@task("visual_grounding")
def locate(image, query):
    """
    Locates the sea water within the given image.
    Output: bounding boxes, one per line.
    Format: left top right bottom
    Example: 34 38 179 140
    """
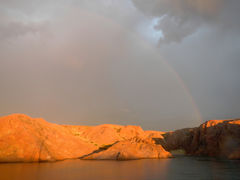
0 156 239 180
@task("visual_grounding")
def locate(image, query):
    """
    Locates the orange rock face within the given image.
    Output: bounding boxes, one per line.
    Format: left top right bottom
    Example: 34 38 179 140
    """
0 114 97 162
1 114 239 162
0 114 171 162
82 137 171 160
63 124 146 146
64 124 170 160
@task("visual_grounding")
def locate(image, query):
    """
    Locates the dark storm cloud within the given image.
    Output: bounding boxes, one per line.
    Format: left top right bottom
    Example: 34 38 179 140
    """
132 0 240 44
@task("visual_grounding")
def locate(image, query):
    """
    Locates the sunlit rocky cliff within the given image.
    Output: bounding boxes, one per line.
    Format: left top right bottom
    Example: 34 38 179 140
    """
0 114 239 162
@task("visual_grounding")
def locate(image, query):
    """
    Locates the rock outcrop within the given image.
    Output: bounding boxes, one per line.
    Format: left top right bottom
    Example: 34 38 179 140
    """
0 114 97 162
159 119 240 159
82 137 171 160
0 114 169 162
63 124 148 146
62 124 170 160
0 114 239 162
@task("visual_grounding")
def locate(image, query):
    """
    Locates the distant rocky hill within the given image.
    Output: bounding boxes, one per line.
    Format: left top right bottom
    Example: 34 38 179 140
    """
0 114 239 162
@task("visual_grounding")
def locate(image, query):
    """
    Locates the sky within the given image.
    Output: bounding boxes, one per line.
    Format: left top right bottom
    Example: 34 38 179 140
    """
0 0 239 131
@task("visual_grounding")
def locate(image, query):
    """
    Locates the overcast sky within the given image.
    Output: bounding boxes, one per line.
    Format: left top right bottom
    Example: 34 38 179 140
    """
0 0 239 131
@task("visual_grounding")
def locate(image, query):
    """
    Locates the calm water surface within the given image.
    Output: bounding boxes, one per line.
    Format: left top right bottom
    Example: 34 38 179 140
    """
0 156 239 180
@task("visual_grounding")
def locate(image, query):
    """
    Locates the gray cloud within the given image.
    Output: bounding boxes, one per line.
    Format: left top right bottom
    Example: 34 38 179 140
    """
132 0 240 44
0 0 239 131
0 21 43 40
0 0 203 130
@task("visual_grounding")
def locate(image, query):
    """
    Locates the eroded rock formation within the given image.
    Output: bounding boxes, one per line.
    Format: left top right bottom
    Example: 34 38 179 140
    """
0 114 239 162
159 119 240 159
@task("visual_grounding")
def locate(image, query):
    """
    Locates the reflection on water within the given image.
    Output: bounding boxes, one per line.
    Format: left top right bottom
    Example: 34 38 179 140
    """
0 157 239 180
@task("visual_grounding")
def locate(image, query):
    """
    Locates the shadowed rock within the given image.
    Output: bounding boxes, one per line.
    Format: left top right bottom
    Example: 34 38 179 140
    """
158 119 240 159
